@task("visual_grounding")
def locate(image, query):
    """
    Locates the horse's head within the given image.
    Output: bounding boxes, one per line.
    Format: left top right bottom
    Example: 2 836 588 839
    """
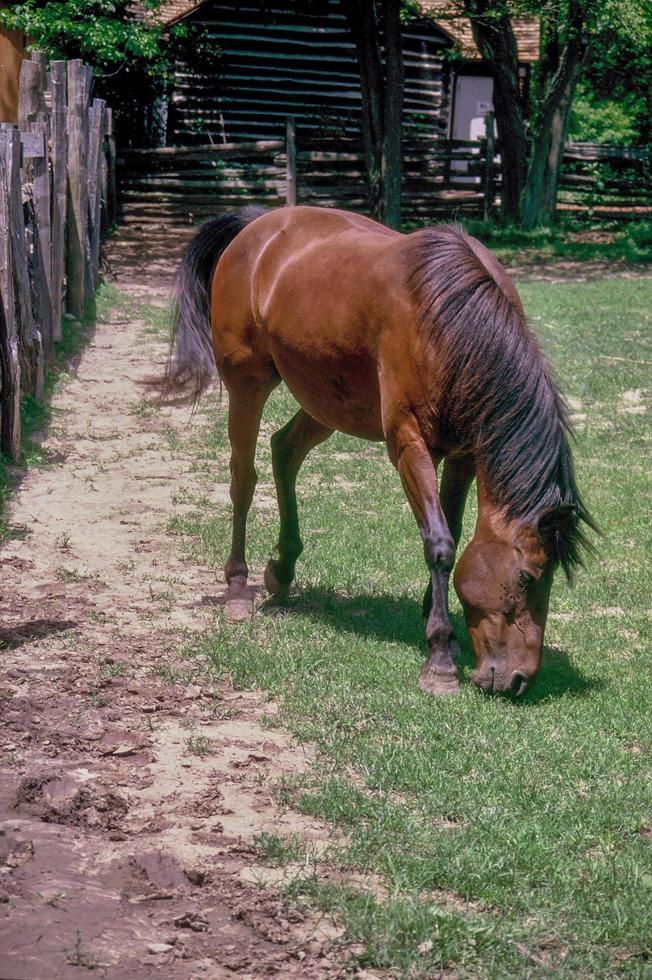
453 504 578 695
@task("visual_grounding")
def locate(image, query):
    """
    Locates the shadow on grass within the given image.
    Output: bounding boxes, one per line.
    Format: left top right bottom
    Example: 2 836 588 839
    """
266 586 602 703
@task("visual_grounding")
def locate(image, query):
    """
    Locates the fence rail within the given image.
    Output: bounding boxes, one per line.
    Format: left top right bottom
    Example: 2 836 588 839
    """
118 120 651 229
0 53 115 462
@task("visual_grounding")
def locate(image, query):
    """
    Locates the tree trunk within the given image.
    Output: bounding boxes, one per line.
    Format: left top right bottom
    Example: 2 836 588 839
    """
381 0 403 229
466 0 527 222
520 17 587 228
341 0 403 227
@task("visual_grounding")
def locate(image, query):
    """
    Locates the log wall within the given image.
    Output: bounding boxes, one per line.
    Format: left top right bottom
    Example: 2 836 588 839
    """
165 0 452 147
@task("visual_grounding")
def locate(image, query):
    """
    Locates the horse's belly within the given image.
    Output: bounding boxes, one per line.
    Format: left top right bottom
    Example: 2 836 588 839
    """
268 339 384 441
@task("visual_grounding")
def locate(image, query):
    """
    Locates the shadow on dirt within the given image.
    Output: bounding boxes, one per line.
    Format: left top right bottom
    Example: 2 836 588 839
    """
0 618 78 650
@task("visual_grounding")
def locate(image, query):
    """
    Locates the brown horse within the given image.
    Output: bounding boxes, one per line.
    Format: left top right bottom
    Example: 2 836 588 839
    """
167 205 595 697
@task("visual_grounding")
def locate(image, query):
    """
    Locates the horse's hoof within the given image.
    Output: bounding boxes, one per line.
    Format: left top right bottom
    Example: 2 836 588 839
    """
263 560 291 599
419 666 461 697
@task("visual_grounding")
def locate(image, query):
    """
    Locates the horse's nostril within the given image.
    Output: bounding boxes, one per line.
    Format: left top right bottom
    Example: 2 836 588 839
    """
510 672 528 696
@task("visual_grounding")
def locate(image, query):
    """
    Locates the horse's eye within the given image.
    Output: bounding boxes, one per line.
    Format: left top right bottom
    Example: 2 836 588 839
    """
518 570 534 590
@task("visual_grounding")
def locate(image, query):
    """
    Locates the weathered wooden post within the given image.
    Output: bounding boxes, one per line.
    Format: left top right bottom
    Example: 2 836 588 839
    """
66 59 92 318
0 146 22 460
1 122 43 402
286 116 297 206
483 111 495 221
88 98 106 290
49 60 68 341
18 54 53 366
102 107 117 231
18 55 46 129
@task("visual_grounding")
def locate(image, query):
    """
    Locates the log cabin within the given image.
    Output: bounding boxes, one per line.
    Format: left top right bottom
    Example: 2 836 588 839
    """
146 0 539 149
120 1 539 224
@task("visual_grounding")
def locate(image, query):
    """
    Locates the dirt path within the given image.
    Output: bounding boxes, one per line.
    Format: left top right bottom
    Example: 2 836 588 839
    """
0 236 346 979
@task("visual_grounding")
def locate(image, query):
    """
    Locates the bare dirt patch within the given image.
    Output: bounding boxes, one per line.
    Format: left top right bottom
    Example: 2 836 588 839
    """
0 233 350 979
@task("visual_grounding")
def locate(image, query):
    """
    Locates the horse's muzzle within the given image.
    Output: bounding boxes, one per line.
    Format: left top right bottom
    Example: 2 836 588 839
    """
473 664 530 696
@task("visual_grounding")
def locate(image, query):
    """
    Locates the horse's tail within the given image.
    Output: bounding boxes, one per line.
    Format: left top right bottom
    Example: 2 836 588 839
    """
164 205 266 399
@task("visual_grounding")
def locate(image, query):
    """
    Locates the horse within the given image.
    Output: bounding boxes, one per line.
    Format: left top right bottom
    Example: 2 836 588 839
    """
166 205 596 697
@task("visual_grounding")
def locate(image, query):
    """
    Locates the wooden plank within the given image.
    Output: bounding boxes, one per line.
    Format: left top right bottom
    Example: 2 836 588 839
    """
25 194 53 372
119 140 284 160
65 59 91 318
0 149 21 460
285 116 297 206
87 99 105 290
18 57 46 130
49 61 67 342
0 124 43 402
29 117 54 364
483 112 495 221
20 132 45 159
101 106 115 232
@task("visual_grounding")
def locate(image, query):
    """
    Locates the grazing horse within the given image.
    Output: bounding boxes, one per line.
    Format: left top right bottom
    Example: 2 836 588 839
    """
167 205 595 697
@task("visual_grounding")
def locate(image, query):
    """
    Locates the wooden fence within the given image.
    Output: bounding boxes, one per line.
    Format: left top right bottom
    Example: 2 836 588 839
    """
0 53 115 462
118 116 651 228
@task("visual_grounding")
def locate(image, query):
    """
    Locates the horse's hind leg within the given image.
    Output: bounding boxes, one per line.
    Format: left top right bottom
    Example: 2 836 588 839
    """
223 380 277 614
264 409 332 597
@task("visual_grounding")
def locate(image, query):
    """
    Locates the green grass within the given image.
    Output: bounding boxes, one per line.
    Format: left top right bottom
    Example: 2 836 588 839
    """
164 275 652 977
453 218 652 269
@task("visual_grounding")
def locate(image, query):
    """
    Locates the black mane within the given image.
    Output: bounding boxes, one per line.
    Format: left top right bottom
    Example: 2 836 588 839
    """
408 224 597 576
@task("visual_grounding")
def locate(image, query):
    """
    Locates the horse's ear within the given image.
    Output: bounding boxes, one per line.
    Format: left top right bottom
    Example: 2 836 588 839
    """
536 504 578 561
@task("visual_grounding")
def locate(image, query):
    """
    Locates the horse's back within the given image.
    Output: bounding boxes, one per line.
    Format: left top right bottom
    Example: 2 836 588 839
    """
211 207 414 440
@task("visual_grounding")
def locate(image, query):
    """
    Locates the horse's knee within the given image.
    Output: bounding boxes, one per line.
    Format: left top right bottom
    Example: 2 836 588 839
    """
423 532 455 572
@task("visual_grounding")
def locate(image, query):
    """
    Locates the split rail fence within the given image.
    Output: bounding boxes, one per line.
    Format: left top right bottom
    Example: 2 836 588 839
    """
118 115 651 228
0 53 116 462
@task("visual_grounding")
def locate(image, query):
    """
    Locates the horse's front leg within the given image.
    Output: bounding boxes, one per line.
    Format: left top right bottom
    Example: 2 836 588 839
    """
421 455 476 650
386 418 460 695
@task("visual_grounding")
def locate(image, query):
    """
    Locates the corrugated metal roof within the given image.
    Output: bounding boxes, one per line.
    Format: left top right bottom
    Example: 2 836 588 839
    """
149 1 539 63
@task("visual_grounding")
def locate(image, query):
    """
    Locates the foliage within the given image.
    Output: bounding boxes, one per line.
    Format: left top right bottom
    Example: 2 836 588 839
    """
577 5 652 144
0 1 166 69
165 273 652 977
0 1 222 144
462 0 652 226
569 85 640 145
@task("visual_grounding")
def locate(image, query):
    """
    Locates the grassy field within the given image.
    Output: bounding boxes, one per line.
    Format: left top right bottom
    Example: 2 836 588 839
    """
446 218 652 269
135 271 650 978
167 274 652 977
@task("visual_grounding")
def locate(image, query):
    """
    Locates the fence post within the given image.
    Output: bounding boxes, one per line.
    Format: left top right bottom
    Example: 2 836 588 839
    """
0 147 22 461
102 107 117 230
49 60 67 341
2 123 43 402
31 113 54 364
286 116 297 206
66 59 91 318
483 111 495 221
88 99 106 290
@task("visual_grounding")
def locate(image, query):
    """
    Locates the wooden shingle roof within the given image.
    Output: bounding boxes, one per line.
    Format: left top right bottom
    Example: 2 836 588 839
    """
150 1 539 63
419 1 539 63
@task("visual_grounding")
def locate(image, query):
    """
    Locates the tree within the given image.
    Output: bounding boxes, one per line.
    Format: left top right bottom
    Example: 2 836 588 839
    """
340 0 404 228
0 1 185 143
464 0 650 227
